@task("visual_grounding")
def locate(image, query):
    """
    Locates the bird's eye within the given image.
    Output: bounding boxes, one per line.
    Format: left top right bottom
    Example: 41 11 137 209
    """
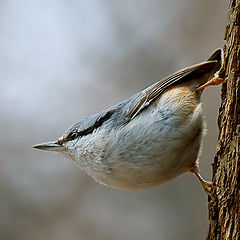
69 132 78 141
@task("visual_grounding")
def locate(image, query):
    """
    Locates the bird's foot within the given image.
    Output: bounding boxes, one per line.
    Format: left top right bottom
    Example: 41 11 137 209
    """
187 163 214 199
196 73 226 92
199 179 213 196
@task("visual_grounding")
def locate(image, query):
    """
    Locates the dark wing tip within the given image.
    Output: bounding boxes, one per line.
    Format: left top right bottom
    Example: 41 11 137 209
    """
207 49 222 62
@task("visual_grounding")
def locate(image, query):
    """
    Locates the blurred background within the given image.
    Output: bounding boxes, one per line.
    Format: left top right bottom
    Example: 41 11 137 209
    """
0 1 227 240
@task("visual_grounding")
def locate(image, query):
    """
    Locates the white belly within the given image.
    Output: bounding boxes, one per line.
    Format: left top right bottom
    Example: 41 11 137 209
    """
90 88 205 190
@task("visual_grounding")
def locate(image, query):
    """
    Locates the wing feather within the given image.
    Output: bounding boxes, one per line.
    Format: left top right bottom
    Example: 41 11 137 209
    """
125 61 218 122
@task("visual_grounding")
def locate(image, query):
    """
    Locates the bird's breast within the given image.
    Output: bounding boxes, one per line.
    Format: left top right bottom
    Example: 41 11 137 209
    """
76 86 204 190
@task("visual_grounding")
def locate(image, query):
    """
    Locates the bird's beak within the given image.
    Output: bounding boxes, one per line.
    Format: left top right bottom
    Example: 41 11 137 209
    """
33 141 64 152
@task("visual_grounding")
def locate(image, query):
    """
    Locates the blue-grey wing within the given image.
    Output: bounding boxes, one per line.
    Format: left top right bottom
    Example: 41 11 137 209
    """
124 59 221 122
62 49 222 140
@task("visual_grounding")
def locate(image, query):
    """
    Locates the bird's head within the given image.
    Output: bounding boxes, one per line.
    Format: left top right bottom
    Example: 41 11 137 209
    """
33 126 81 158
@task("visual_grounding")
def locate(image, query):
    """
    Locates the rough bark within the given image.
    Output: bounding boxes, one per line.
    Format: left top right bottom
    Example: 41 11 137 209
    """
207 1 240 239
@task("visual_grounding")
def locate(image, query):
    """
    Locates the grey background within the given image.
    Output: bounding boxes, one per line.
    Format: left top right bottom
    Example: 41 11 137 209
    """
0 1 227 240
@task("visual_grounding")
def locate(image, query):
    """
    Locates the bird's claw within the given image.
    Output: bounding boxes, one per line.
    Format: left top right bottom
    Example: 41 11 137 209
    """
196 73 226 92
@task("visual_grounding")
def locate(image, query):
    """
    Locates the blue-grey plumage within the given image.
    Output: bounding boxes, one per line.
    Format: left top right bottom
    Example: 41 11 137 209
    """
33 49 224 192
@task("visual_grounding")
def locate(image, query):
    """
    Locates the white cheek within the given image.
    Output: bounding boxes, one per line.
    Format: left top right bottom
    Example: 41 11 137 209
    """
63 127 110 169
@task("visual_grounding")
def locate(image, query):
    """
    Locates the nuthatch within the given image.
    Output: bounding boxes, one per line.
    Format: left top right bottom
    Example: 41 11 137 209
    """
34 49 224 195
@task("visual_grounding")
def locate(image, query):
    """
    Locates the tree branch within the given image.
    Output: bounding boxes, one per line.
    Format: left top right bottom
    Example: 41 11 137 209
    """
207 1 240 239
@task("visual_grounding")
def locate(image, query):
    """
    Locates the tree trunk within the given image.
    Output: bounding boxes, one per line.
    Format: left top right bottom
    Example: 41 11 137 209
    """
207 1 240 239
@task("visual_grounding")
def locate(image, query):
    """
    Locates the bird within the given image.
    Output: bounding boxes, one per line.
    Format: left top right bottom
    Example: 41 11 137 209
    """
33 49 225 195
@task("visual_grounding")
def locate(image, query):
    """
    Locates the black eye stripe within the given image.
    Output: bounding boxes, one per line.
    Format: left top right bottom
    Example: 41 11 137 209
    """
65 110 114 142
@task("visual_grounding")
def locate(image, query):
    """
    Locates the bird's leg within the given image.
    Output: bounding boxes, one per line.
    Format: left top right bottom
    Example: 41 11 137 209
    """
196 73 226 92
187 162 213 197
